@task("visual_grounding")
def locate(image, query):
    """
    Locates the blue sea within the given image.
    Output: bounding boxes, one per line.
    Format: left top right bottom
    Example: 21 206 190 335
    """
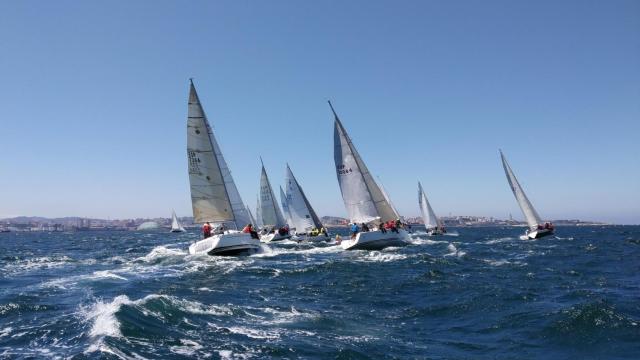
0 226 638 359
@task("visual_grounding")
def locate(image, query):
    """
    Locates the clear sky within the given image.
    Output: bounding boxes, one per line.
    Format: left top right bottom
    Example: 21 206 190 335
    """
0 0 638 224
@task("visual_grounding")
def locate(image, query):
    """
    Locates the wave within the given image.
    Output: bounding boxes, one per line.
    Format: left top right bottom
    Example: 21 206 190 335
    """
135 246 186 264
484 237 515 244
444 243 466 258
356 251 408 263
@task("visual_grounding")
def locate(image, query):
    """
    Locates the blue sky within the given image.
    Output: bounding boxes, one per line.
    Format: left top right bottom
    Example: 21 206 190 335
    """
0 1 638 224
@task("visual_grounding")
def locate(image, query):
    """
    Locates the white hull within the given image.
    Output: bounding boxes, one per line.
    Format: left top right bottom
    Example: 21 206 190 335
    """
341 229 408 250
522 228 554 240
260 232 292 243
188 231 261 256
426 228 445 236
170 228 186 233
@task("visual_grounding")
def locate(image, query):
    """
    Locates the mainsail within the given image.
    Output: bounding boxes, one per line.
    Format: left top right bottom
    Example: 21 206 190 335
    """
279 186 293 226
259 161 286 228
418 182 440 229
171 210 185 231
500 150 543 230
284 164 323 232
330 101 399 224
186 80 251 229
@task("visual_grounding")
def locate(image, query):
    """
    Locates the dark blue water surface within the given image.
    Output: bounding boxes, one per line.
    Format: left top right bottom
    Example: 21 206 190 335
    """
0 226 638 359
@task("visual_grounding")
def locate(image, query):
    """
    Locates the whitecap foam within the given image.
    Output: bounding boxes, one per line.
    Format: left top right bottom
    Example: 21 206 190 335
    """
444 243 466 258
170 339 204 356
135 246 186 263
357 251 408 263
484 237 514 244
0 327 12 338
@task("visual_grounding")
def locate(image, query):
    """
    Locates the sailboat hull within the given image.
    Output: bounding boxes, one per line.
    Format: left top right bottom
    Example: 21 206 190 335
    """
260 233 292 243
525 228 554 240
170 228 186 233
293 233 331 242
189 232 261 256
341 230 408 250
426 229 445 236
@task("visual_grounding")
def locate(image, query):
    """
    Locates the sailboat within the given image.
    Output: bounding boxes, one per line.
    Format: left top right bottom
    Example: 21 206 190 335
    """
330 101 409 250
284 164 329 241
417 182 445 235
170 210 186 233
258 159 291 242
500 150 554 240
185 80 261 256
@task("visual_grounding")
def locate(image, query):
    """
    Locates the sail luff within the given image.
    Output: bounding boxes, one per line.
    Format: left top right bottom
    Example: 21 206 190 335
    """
330 101 398 223
500 150 543 230
187 81 235 225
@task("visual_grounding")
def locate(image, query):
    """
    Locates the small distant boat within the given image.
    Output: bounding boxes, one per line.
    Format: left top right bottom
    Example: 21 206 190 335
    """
185 80 260 256
500 150 555 240
330 101 408 250
258 160 292 242
418 182 446 236
284 164 330 241
170 210 186 233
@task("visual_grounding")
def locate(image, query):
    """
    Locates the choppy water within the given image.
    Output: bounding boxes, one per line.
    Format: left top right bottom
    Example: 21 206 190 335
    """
0 226 638 359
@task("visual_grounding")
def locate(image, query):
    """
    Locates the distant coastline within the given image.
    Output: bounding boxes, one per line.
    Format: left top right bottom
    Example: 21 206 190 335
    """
0 215 613 232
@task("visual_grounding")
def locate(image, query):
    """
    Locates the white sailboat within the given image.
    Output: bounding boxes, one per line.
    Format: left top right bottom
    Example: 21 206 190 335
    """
258 160 291 242
284 164 329 241
417 182 445 236
170 210 186 233
500 150 554 240
186 80 260 256
330 101 409 250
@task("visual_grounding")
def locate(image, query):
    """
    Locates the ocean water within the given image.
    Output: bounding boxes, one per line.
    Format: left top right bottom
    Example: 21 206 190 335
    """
0 226 638 359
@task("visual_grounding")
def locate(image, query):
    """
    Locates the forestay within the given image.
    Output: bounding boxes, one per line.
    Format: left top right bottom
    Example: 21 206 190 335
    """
259 163 287 228
186 81 251 229
418 182 440 229
284 165 323 232
330 101 399 224
500 150 543 230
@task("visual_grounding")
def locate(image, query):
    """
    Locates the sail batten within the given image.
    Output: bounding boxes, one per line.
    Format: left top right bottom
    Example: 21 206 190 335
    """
500 150 543 230
285 165 323 232
331 102 399 223
186 81 250 229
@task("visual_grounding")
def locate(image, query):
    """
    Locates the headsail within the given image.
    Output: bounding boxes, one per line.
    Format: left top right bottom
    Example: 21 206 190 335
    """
258 161 287 228
418 182 440 229
186 80 250 229
284 164 323 232
247 206 257 227
171 210 185 232
279 186 293 226
378 177 402 220
500 150 543 230
330 101 399 224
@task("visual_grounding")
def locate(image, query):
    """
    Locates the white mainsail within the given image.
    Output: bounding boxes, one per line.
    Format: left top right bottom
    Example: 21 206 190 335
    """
500 150 543 230
259 161 286 228
171 210 185 232
279 186 293 226
284 164 323 232
418 182 440 229
187 80 251 229
330 101 399 224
